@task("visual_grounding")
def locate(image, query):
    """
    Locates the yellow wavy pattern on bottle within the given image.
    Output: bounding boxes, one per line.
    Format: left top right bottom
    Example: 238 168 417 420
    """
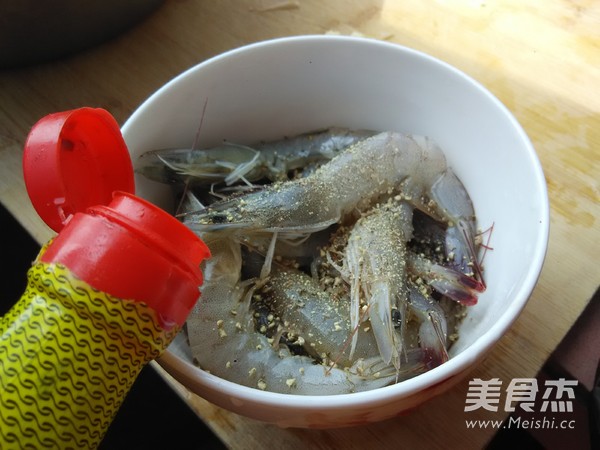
0 261 179 449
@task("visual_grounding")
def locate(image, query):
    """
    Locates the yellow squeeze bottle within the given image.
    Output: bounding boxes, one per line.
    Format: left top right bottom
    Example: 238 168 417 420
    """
0 108 209 449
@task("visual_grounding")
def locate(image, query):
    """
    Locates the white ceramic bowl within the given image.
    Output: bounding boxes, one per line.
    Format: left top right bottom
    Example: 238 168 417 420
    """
122 35 549 428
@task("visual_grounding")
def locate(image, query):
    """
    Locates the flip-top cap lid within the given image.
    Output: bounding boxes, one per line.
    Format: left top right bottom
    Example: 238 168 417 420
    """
23 107 134 232
22 108 210 327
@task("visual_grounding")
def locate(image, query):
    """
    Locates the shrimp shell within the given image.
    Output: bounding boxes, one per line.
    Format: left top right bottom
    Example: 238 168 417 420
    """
136 127 376 186
186 238 404 394
184 132 448 232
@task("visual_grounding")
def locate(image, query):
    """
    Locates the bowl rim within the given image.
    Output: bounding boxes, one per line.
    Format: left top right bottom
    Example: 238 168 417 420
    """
123 34 550 407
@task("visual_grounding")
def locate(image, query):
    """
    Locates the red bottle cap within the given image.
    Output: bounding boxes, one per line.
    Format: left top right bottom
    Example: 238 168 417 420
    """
23 108 210 328
23 108 135 232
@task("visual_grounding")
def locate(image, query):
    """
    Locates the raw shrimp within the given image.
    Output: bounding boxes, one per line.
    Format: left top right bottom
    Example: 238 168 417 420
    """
186 239 429 394
255 267 381 367
183 132 484 371
312 199 475 370
246 210 457 365
136 127 376 187
333 200 413 370
183 132 482 280
181 129 486 394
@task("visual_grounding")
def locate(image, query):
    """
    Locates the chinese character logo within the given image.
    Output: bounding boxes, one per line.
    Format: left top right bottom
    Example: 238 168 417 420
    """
465 378 503 412
540 379 578 412
464 377 577 413
505 378 538 412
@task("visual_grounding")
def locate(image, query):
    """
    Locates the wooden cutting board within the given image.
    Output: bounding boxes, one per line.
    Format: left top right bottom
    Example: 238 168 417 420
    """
1 1 598 448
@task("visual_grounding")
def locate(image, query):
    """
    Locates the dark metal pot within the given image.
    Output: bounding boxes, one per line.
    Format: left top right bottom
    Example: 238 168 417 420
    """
0 0 164 68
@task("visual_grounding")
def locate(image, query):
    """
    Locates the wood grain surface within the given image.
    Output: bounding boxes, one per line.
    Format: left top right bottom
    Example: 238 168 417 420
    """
1 1 598 448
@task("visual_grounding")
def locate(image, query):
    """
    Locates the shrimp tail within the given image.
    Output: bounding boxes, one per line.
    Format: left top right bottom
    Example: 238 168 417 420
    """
408 252 484 306
408 286 449 368
369 282 401 367
430 169 484 284
419 316 449 369
445 219 485 283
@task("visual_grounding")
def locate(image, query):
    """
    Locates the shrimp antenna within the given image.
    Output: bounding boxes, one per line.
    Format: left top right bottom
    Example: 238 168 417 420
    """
172 96 209 218
461 222 486 289
174 178 191 217
192 97 209 150
477 222 495 268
